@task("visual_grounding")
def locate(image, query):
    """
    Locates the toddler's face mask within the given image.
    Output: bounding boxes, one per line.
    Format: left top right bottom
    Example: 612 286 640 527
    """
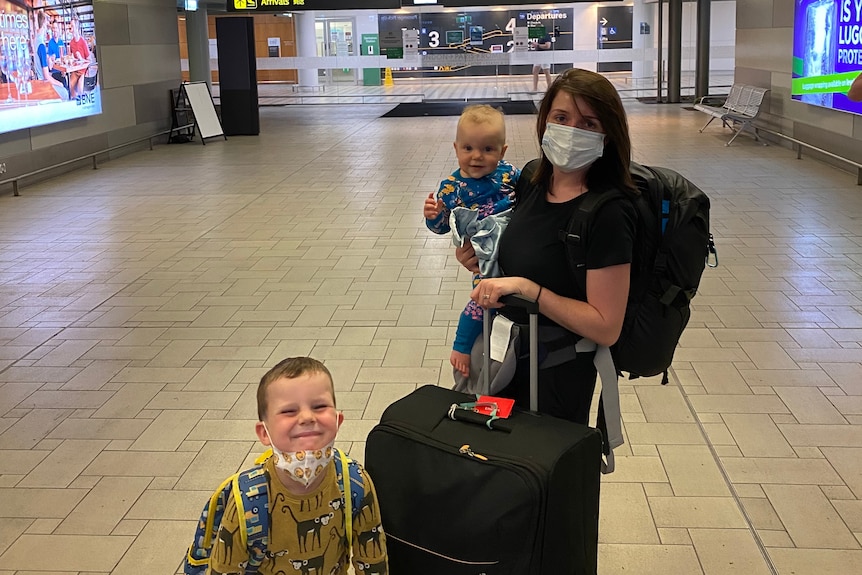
262 424 336 487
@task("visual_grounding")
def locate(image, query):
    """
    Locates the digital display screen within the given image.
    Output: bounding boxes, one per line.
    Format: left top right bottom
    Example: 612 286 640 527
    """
0 0 100 135
791 0 862 114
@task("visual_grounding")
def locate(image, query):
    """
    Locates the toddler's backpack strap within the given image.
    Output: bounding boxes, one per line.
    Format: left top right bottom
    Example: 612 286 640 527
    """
185 474 237 574
333 448 365 558
184 459 270 575
235 465 270 574
254 448 273 465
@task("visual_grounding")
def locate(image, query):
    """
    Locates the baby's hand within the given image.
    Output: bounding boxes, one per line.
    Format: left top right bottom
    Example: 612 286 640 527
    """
424 192 444 219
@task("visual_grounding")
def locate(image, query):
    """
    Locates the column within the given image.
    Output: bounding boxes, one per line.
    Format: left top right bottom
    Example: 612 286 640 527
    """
695 0 711 99
667 0 683 103
295 11 318 87
631 0 654 82
185 5 211 90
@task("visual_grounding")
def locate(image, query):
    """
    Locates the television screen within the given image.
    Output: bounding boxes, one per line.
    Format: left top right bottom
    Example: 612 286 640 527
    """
791 0 862 114
0 0 101 135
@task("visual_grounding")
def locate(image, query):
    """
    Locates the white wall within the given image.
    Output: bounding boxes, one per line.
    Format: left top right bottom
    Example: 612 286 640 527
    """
570 1 736 78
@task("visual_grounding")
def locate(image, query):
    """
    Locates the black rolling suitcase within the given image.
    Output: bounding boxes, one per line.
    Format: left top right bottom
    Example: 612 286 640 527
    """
365 295 602 575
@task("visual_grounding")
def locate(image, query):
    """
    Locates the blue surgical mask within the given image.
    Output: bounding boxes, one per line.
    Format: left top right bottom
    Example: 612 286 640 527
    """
541 123 605 173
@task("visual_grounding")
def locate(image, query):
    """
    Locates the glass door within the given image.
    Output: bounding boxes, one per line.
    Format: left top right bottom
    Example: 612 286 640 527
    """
315 18 356 85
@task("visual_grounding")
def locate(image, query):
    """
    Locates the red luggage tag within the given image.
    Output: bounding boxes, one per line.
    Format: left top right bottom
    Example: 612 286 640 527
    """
474 395 515 419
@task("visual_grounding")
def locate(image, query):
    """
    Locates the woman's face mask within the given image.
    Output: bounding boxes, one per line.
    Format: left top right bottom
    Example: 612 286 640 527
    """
541 122 605 173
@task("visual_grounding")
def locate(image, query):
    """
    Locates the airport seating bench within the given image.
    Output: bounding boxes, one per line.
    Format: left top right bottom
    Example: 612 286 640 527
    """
694 83 770 146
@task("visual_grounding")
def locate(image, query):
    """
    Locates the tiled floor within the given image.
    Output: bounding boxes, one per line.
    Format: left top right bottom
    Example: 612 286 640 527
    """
1 90 861 574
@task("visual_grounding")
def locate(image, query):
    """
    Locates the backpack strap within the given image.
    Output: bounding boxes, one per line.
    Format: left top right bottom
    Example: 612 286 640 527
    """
512 159 542 205
333 448 365 558
558 191 630 474
575 338 623 474
234 463 270 574
558 189 629 299
185 474 237 570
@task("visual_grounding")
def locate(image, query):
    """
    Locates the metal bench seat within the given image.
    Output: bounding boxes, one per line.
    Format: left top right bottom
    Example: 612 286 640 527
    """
694 83 770 146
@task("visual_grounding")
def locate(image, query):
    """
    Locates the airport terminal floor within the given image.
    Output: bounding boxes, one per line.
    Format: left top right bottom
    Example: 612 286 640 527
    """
1 90 861 574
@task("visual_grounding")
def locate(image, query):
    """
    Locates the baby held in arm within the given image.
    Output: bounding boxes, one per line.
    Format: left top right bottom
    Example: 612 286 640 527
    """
423 104 518 380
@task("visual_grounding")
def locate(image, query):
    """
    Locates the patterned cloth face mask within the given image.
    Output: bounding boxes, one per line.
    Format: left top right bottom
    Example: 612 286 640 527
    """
541 122 605 173
262 424 336 487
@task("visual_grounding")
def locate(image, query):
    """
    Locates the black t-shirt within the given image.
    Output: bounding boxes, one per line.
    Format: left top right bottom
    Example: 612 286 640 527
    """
498 174 636 325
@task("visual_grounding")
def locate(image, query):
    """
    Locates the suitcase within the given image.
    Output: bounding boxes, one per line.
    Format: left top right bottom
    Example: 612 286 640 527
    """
365 295 602 575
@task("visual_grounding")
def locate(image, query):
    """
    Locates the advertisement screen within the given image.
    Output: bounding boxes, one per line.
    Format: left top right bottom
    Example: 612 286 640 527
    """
791 0 862 114
0 0 101 135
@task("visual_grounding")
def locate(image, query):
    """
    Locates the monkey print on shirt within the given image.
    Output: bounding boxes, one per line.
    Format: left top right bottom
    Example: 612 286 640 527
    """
207 456 388 575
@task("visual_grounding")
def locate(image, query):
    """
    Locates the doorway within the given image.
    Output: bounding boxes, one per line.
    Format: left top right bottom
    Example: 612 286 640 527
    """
315 18 356 84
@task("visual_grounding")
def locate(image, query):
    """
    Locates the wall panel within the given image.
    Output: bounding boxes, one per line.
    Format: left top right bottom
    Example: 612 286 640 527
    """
735 27 790 73
101 44 183 88
735 0 774 29
94 2 131 46
129 3 180 45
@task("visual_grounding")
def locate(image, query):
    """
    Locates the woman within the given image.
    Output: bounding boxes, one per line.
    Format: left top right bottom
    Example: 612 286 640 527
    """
457 68 638 425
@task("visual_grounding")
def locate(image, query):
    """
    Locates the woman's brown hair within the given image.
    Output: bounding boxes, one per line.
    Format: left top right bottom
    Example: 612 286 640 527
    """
533 68 637 196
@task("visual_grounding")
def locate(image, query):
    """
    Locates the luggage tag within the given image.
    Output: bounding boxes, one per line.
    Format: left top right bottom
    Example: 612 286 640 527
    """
448 395 515 430
474 395 515 418
489 314 514 363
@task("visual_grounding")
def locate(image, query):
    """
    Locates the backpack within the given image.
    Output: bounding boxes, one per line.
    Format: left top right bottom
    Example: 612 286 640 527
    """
554 161 716 384
184 448 364 575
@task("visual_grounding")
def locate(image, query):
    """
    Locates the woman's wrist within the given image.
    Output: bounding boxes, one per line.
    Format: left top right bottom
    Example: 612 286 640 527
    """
536 284 543 303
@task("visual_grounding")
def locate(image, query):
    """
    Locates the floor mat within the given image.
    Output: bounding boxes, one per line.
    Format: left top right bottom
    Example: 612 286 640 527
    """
382 100 537 117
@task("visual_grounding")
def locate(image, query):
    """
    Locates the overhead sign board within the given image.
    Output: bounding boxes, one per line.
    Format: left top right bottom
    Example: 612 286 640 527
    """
443 0 599 5
229 0 594 9
228 0 400 11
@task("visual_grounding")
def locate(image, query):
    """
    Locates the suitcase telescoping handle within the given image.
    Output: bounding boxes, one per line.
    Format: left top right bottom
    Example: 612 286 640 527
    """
447 294 539 432
483 293 540 412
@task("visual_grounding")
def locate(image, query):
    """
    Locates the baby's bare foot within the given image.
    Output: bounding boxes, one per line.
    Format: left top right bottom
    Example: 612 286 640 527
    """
450 350 471 378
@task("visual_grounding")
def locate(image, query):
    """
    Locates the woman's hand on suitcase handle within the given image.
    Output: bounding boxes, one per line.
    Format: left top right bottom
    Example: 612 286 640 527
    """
455 240 480 274
472 277 541 309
